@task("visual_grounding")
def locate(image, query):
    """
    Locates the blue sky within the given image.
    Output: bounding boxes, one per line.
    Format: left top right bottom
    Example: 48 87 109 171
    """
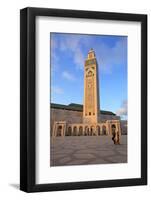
50 33 127 119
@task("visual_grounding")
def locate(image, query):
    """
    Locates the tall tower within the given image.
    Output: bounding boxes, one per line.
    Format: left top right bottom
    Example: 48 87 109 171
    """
83 48 100 124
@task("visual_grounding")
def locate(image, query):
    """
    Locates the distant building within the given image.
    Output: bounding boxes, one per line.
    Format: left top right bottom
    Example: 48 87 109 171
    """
120 120 128 135
51 49 123 137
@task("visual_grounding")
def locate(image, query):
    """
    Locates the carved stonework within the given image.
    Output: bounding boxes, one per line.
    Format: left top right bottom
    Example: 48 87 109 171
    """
85 58 96 66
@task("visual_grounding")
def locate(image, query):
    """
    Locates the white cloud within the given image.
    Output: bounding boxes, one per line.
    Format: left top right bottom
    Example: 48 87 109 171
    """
51 48 60 73
74 48 85 70
60 35 81 51
59 35 85 69
116 100 127 117
62 71 76 81
53 34 127 73
95 37 127 74
51 86 63 94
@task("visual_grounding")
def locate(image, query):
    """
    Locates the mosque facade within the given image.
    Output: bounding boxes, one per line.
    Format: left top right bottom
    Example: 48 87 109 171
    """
51 49 123 138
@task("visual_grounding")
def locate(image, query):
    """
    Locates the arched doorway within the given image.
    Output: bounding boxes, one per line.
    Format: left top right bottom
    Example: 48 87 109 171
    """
84 126 89 136
66 126 72 136
56 125 62 136
90 126 95 136
96 126 101 135
102 125 107 135
79 126 83 136
73 126 77 136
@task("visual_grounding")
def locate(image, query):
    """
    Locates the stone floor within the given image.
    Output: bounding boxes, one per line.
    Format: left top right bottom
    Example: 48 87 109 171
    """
50 135 127 166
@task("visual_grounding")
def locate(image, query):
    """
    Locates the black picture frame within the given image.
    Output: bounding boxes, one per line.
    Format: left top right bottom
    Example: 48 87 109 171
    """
20 7 147 192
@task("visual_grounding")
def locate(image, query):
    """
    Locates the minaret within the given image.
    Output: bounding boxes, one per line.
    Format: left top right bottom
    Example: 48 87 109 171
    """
83 48 100 124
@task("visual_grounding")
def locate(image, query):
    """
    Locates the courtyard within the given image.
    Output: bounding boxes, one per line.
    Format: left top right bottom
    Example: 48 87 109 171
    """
50 135 127 166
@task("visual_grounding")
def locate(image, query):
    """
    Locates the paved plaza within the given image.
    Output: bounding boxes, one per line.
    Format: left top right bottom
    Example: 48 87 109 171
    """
50 135 127 166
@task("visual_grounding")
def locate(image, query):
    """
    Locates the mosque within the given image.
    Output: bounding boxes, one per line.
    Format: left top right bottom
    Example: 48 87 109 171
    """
51 49 122 138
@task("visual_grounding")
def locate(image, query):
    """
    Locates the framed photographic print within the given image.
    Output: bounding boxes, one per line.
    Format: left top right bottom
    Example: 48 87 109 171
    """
20 7 147 192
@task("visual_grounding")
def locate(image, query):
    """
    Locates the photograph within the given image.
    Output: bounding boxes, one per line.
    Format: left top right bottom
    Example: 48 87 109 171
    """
50 33 128 167
20 7 147 192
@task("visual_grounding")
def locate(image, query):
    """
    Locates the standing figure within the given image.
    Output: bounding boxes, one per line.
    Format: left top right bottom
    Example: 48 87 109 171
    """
112 132 116 144
111 124 116 144
116 131 120 145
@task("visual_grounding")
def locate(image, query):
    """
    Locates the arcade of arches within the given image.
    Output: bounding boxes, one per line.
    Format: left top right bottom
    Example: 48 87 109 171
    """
52 120 121 137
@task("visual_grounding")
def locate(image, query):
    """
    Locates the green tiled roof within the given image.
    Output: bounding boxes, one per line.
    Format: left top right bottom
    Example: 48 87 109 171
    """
51 103 116 116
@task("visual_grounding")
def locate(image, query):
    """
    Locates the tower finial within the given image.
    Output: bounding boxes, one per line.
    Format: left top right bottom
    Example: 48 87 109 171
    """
88 48 95 59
